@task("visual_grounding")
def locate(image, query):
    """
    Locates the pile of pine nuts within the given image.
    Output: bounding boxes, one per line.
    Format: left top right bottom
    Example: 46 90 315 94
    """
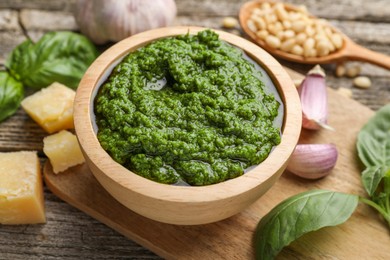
336 63 372 89
246 2 344 58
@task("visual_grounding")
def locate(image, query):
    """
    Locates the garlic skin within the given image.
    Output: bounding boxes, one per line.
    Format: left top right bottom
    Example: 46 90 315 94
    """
299 65 332 130
287 144 338 179
74 0 177 44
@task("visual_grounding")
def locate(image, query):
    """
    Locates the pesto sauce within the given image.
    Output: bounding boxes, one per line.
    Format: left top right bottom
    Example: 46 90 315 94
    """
94 30 282 186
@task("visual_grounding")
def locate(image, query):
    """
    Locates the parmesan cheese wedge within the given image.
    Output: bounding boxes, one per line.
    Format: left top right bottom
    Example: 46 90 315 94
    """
21 82 75 133
43 130 85 174
0 151 46 225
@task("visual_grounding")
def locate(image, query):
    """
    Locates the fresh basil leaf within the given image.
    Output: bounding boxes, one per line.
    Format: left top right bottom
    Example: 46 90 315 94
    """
361 165 387 196
0 71 24 122
5 31 98 89
254 190 358 260
357 104 390 194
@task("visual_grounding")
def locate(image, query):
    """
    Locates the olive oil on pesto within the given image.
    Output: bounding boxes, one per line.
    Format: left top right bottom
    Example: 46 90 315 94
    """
94 30 282 186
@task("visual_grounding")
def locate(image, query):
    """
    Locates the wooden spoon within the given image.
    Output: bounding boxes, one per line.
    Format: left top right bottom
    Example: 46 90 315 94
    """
239 0 390 70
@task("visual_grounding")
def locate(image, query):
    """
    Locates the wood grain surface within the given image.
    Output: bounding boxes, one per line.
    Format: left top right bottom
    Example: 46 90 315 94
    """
43 86 390 259
0 0 389 259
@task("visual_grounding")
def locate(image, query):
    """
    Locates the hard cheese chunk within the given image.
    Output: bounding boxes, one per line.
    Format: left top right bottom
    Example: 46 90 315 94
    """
21 82 75 133
43 130 85 174
0 151 46 225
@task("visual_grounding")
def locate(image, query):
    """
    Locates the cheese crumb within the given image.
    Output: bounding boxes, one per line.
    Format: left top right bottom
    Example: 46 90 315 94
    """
43 130 85 174
21 82 75 133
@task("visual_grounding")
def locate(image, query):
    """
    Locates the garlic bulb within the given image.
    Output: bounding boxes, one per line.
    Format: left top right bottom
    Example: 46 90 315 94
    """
287 144 338 179
74 0 177 44
299 65 333 130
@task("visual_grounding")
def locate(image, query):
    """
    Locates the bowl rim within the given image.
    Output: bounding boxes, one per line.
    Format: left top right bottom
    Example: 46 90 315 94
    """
74 26 302 203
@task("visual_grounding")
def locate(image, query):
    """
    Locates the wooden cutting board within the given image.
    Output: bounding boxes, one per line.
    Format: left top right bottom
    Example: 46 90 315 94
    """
43 69 390 259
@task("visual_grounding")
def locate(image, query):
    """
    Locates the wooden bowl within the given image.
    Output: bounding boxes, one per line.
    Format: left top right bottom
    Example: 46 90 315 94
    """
74 26 302 225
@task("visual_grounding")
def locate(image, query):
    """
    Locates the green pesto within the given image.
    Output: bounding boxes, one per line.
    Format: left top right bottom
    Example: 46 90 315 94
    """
94 30 281 186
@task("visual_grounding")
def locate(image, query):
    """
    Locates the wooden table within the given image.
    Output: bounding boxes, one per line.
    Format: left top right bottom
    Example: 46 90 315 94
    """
0 0 389 259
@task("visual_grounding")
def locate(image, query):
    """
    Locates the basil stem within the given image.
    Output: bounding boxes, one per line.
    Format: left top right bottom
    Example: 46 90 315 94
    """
359 196 390 227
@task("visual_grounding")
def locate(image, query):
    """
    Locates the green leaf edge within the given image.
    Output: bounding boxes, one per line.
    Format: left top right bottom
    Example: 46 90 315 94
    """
0 71 24 123
357 104 390 195
5 31 99 89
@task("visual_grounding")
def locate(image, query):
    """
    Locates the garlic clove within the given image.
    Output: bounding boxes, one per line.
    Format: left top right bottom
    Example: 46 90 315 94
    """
299 65 333 130
286 143 338 179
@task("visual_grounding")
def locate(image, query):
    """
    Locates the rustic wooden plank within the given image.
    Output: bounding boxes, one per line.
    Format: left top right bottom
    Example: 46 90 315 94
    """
0 30 25 64
0 9 19 30
1 0 389 22
20 9 78 41
1 7 389 64
0 10 26 64
175 0 390 22
0 0 75 11
284 0 390 22
176 0 246 17
20 9 78 31
0 187 160 259
0 108 46 153
331 20 390 47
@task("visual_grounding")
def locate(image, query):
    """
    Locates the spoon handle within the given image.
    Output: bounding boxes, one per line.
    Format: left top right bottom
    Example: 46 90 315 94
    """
344 42 390 70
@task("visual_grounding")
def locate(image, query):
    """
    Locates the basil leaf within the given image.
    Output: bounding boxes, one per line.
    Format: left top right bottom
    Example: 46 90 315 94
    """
361 166 386 196
357 104 390 195
254 190 358 260
0 71 24 123
5 31 98 89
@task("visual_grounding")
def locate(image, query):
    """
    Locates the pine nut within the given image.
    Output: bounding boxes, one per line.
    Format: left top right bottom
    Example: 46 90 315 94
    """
316 40 330 56
305 26 315 36
261 2 271 10
222 17 238 29
303 38 315 51
295 33 307 45
282 20 292 29
303 38 315 57
291 20 306 32
256 30 269 40
265 35 281 49
297 5 308 14
247 20 257 32
290 45 304 56
276 31 285 41
353 76 371 89
252 16 266 30
331 34 343 49
280 38 296 52
252 8 262 16
289 12 302 21
284 29 296 39
335 64 346 77
275 3 289 21
267 24 278 35
346 65 361 78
